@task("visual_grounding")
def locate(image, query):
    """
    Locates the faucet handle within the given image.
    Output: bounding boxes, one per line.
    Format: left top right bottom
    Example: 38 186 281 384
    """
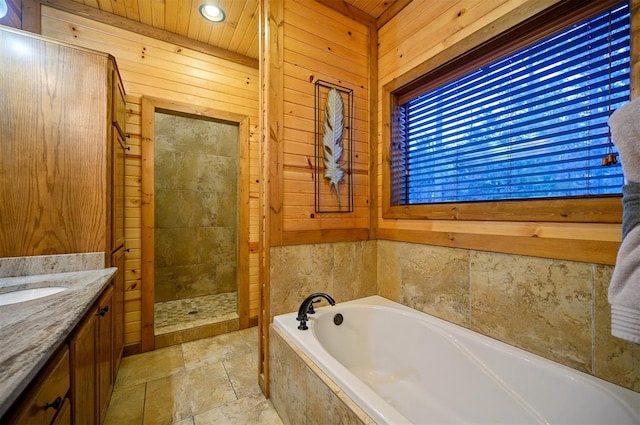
307 299 321 315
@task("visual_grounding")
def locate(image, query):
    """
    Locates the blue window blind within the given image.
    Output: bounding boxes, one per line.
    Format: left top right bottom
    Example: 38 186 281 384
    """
392 2 630 205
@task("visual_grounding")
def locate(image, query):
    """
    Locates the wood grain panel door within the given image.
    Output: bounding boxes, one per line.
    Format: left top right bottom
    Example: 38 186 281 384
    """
97 285 114 423
70 310 98 425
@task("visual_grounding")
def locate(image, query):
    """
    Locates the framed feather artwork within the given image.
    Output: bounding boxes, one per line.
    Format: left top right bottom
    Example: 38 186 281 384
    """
314 80 354 213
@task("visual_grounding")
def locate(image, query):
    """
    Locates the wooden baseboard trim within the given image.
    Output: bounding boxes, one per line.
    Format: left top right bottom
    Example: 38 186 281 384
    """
122 343 142 357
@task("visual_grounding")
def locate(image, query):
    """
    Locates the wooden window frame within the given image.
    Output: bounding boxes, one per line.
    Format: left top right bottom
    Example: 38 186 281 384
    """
382 0 626 225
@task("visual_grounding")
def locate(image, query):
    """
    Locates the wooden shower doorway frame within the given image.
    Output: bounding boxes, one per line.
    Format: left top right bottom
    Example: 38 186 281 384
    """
140 96 251 352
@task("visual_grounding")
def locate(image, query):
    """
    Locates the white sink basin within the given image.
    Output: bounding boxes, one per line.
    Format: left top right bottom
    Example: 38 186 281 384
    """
0 287 67 306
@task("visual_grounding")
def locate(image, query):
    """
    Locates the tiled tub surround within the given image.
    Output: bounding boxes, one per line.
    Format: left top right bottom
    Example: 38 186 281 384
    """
269 241 640 393
271 297 640 425
0 253 116 417
269 326 375 425
269 241 377 318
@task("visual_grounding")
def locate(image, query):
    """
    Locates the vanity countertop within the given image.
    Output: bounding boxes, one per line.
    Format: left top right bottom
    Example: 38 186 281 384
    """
0 267 117 418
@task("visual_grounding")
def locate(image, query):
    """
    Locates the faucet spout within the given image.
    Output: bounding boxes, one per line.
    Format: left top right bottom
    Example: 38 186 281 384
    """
296 293 335 330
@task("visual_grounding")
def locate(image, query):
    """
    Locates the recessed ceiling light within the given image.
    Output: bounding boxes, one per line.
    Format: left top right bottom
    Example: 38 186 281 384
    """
0 0 8 19
199 4 225 23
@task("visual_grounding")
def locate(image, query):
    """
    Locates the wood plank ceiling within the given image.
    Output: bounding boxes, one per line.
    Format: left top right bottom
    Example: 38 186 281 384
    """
59 0 399 60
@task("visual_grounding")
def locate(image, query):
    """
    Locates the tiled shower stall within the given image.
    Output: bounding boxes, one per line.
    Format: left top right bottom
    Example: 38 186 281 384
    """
153 111 239 335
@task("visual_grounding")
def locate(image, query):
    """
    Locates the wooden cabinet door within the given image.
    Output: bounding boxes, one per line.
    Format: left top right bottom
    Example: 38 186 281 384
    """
112 248 125 381
97 285 114 424
51 397 71 425
111 129 126 252
70 311 98 425
7 347 70 425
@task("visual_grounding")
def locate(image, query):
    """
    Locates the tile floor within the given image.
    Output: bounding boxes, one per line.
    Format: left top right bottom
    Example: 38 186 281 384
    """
154 292 238 335
105 327 284 425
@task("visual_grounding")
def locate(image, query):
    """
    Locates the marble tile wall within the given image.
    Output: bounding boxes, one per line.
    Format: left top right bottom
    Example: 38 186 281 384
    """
377 240 640 392
269 241 377 318
154 111 239 303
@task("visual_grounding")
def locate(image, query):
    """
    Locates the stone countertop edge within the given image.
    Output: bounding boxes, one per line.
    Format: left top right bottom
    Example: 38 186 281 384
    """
0 267 117 418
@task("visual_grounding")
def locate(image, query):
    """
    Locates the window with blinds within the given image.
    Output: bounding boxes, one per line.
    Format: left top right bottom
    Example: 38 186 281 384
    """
391 1 630 206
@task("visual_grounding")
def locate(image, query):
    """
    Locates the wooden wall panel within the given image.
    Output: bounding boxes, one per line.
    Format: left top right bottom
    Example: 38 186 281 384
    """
275 0 371 243
376 0 624 265
40 6 260 347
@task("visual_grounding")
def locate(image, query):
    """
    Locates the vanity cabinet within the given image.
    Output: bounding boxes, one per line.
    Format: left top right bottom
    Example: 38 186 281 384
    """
0 26 127 424
70 284 114 425
4 347 71 425
0 26 126 264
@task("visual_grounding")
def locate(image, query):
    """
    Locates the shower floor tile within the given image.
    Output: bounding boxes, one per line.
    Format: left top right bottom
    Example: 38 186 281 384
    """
154 292 238 336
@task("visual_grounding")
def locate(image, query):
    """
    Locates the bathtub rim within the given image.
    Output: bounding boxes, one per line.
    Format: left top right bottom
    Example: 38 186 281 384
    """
272 295 640 425
273 297 413 424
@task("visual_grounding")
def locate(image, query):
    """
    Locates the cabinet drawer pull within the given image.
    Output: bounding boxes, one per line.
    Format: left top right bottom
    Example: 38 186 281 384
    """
97 306 109 317
44 396 62 411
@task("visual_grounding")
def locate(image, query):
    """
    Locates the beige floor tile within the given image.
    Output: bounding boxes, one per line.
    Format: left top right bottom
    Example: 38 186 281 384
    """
185 362 238 416
173 418 195 425
223 352 261 398
239 327 259 357
104 383 146 425
143 362 237 424
143 371 193 425
108 328 282 425
193 394 283 425
115 345 185 391
181 332 250 369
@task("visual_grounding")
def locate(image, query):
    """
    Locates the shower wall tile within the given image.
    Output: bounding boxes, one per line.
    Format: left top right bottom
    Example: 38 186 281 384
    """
154 112 239 303
197 155 237 193
215 263 238 293
155 151 199 191
156 190 223 229
469 251 593 372
155 263 217 302
153 113 177 151
155 228 198 267
155 190 205 229
216 192 239 227
197 227 237 264
593 264 640 391
269 241 377 318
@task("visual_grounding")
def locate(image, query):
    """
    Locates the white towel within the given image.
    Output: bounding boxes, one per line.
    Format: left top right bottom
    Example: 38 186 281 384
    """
608 97 640 344
609 214 640 344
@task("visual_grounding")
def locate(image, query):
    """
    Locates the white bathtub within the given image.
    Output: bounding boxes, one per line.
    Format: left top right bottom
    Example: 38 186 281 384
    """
273 295 640 425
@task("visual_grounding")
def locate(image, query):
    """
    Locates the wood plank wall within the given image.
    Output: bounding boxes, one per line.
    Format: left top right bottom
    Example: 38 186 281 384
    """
39 6 260 348
376 0 623 265
0 0 21 27
270 0 371 246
